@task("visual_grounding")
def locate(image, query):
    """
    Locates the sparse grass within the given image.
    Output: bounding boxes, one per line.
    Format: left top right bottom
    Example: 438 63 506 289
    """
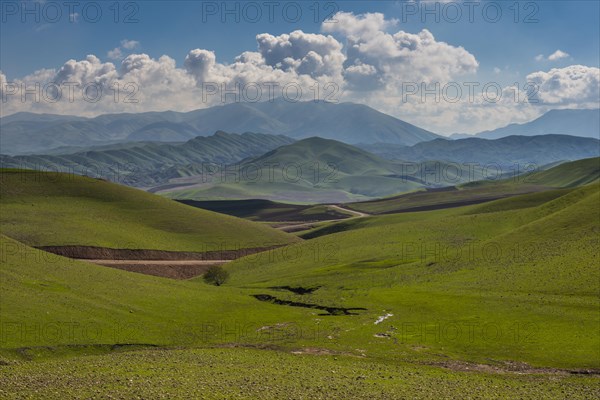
1 347 598 399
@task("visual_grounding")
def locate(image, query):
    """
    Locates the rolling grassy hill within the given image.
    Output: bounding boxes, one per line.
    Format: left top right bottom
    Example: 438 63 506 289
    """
0 169 297 251
1 174 598 397
359 134 600 167
177 199 354 222
345 157 599 215
160 137 489 203
0 132 295 187
219 182 600 369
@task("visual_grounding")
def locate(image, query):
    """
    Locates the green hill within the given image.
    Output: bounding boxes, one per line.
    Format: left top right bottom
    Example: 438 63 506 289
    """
219 182 600 368
1 180 598 398
360 134 599 167
0 169 297 251
161 137 488 203
520 156 600 187
0 132 295 187
252 136 397 175
347 157 599 215
2 180 598 369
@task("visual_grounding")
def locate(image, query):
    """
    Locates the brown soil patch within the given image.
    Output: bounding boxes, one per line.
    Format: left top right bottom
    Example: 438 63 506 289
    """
38 245 283 260
82 260 228 280
290 347 362 358
291 347 340 355
37 245 284 279
426 360 600 376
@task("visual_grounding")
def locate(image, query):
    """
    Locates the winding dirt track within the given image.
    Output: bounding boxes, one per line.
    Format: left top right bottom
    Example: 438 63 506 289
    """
328 205 369 218
275 204 370 232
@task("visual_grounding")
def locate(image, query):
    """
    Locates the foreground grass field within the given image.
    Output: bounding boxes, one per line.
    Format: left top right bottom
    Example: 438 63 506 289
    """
0 169 297 251
1 348 598 399
1 168 598 398
2 184 598 366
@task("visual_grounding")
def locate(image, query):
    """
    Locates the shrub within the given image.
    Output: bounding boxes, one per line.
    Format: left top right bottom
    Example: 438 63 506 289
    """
203 265 229 286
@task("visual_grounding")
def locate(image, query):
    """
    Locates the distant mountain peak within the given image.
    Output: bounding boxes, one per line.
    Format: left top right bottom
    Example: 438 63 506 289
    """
474 108 600 140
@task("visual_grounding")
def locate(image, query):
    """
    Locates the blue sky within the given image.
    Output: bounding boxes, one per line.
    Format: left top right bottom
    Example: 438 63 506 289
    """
1 1 599 133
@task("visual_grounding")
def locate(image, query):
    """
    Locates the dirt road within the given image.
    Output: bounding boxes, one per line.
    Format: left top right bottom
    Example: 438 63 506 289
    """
275 204 370 232
328 205 369 218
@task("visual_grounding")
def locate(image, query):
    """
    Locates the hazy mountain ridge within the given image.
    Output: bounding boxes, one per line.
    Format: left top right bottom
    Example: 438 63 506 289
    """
159 137 490 203
451 109 600 140
359 134 600 167
0 100 440 155
0 131 295 187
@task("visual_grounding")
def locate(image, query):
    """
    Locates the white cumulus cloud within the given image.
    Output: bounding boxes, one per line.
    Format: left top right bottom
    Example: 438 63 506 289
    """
1 12 598 134
548 49 569 61
108 39 140 60
323 12 478 90
526 65 599 106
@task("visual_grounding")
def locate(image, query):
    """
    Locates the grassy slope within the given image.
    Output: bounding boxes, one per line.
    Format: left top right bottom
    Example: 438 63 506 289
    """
348 157 599 214
522 156 600 187
1 132 295 187
0 183 598 397
219 183 600 368
0 169 297 250
1 178 597 368
0 234 312 350
178 199 354 222
161 137 486 203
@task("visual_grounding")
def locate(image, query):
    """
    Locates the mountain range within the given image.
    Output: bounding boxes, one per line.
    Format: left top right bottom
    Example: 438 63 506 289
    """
3 131 598 199
451 109 600 139
0 132 294 187
0 100 440 155
359 134 600 167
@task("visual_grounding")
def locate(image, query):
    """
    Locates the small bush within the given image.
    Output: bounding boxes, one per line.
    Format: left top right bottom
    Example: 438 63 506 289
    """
203 265 229 286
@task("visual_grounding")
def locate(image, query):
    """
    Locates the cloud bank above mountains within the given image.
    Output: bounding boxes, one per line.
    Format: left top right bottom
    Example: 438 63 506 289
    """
1 12 598 134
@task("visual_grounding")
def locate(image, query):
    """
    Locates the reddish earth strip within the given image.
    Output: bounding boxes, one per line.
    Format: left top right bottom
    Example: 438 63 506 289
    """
81 260 229 280
38 245 283 260
38 245 285 280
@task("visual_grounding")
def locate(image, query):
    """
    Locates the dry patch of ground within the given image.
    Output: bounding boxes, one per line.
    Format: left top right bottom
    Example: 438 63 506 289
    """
38 245 283 279
80 259 229 279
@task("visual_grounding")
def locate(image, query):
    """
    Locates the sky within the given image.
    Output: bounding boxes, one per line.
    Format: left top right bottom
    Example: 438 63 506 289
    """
1 0 599 134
